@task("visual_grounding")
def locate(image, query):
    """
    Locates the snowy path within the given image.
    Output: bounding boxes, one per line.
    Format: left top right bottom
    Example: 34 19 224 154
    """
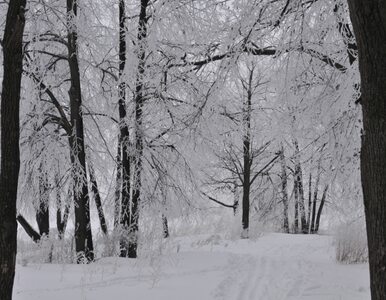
14 233 369 300
214 234 369 300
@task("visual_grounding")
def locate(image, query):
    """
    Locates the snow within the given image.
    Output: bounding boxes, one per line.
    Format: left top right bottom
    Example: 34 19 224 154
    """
14 233 370 300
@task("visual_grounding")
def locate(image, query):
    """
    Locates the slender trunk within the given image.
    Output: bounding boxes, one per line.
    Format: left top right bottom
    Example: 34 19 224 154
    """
311 159 321 233
114 141 122 229
160 72 169 239
347 2 386 298
117 0 134 257
293 141 307 233
125 0 150 258
55 173 69 239
241 68 253 239
56 206 64 239
160 178 169 239
61 201 71 235
294 173 299 233
36 170 50 236
233 182 239 216
17 215 41 243
56 172 63 238
89 165 108 235
162 215 169 238
279 146 289 233
297 167 307 232
66 0 94 263
314 185 328 233
0 1 26 298
307 173 312 233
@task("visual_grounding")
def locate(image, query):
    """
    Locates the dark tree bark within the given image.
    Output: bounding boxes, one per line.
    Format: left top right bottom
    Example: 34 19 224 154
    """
310 159 321 233
307 173 312 232
16 215 41 243
162 215 169 238
36 202 50 237
66 0 94 263
159 74 170 240
159 176 170 239
241 67 253 239
293 140 307 233
36 171 50 236
56 184 71 239
56 204 66 239
118 0 133 257
123 0 150 258
232 182 239 216
279 146 289 233
55 173 70 239
88 165 108 235
59 201 70 238
293 172 299 233
347 2 386 298
0 1 26 298
314 185 328 233
56 173 63 238
114 141 122 229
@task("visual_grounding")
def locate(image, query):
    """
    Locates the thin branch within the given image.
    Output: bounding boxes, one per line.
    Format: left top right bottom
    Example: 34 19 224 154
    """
201 192 236 209
250 154 280 186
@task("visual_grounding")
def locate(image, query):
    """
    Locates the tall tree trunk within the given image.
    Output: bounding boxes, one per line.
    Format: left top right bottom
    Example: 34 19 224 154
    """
127 0 150 258
314 185 328 233
160 176 169 239
293 172 299 233
159 72 170 239
114 141 122 229
118 0 134 257
307 173 312 233
310 159 321 234
279 146 289 233
293 140 307 233
233 182 239 216
66 0 94 263
347 2 386 298
89 164 108 235
241 68 253 239
0 1 26 298
36 170 50 236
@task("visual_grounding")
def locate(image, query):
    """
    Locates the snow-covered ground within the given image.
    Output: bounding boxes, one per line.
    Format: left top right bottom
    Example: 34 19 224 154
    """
13 233 370 300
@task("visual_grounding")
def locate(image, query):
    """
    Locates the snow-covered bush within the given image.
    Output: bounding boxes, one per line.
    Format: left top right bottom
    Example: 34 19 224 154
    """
18 234 75 264
334 218 368 264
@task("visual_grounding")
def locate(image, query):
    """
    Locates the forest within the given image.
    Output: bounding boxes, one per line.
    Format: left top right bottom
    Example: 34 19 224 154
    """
0 0 385 299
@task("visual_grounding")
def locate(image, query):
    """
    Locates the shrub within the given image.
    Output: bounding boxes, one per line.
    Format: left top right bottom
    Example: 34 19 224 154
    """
334 218 368 264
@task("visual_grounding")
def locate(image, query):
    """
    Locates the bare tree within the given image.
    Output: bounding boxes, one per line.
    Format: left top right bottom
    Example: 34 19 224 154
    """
0 0 26 298
118 0 133 256
347 1 386 298
279 145 290 233
88 164 108 235
293 140 307 233
66 0 94 263
314 185 328 233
